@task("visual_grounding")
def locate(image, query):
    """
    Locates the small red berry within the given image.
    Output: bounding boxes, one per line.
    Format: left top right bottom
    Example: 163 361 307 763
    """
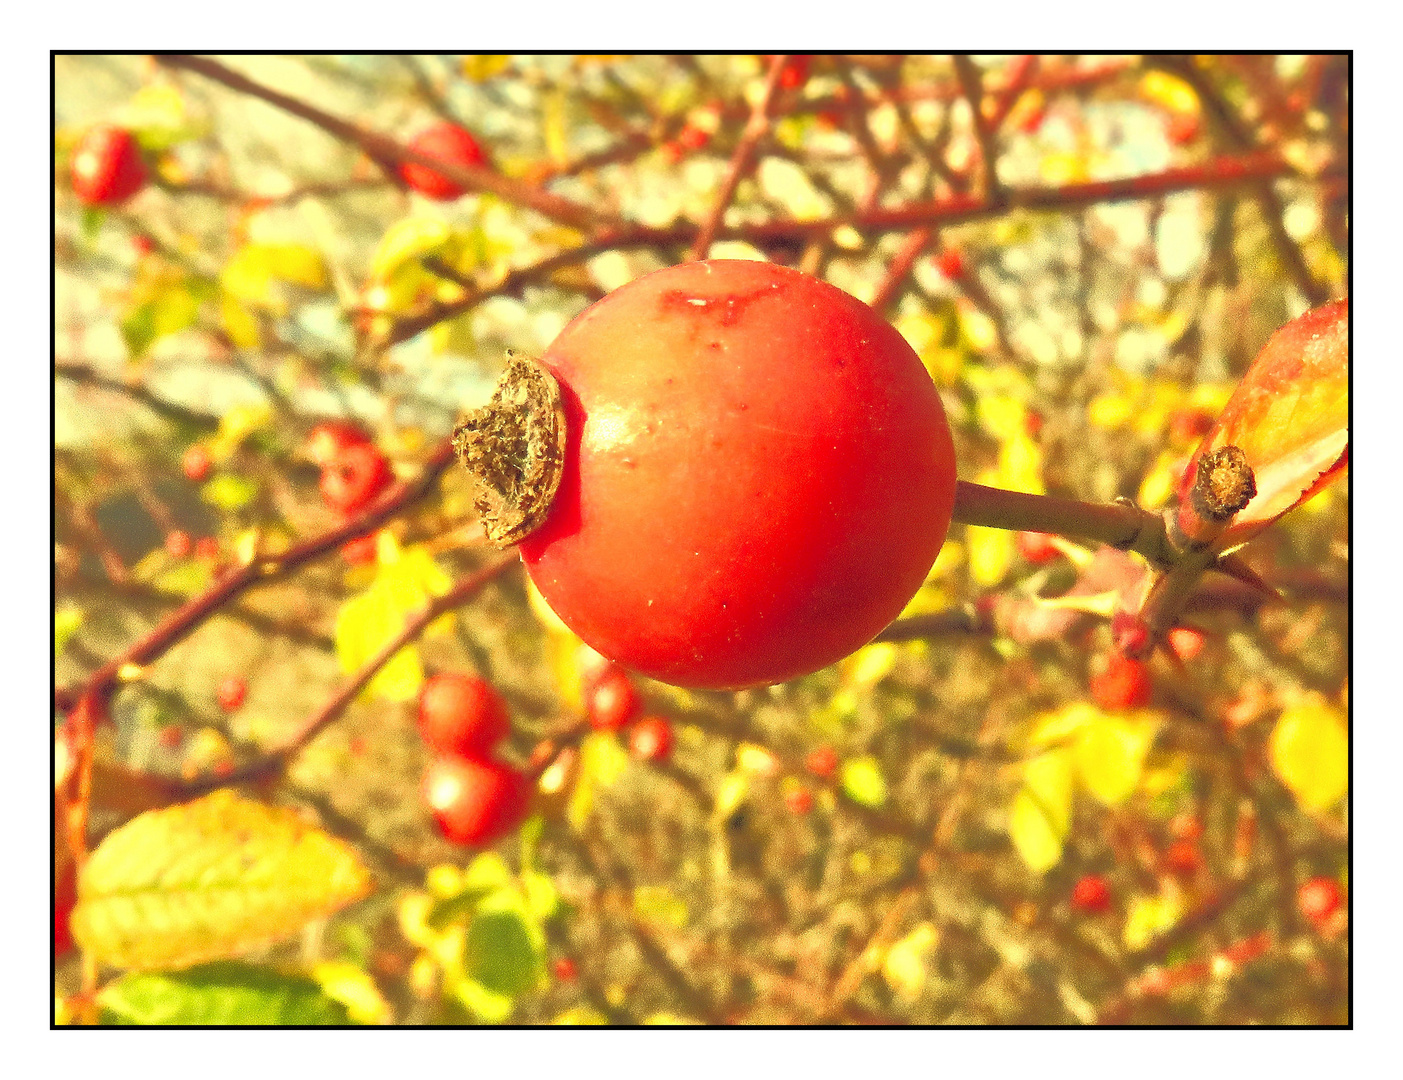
157 724 184 749
785 787 814 815
628 716 673 762
194 537 220 561
1297 877 1342 926
935 248 965 280
1017 531 1059 565
1071 874 1111 914
164 529 192 559
182 444 212 482
805 746 839 780
217 676 247 712
341 534 379 566
131 233 155 257
1167 626 1206 663
319 443 393 515
1167 112 1200 146
418 673 511 759
1090 655 1152 710
306 421 372 467
763 55 811 90
423 755 529 847
1111 611 1151 658
1164 839 1203 878
70 124 148 206
554 957 578 983
587 668 639 732
400 122 488 201
1168 812 1204 843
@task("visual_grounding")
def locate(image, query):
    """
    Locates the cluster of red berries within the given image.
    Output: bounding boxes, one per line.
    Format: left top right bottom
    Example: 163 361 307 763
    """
305 422 395 563
418 673 531 846
583 658 674 763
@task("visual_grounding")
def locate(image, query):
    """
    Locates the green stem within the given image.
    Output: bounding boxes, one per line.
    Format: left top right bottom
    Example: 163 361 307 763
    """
950 481 1172 565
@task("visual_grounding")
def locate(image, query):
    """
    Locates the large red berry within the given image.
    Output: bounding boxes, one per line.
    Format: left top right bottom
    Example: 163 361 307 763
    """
418 673 511 758
182 444 212 482
628 716 673 762
217 676 247 712
1090 655 1152 710
423 756 529 846
1297 877 1342 926
1070 874 1111 914
400 122 487 201
588 668 639 732
70 124 148 206
319 443 393 515
517 260 957 690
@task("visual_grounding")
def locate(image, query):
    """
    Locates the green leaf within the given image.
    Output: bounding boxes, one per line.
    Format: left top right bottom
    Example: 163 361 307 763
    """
80 205 106 243
98 962 350 1025
840 755 889 808
1269 696 1348 812
200 473 260 512
464 905 543 998
1074 713 1159 806
72 791 372 971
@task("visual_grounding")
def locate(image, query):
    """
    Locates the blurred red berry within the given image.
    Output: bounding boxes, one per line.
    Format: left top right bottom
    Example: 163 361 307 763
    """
217 676 247 712
554 957 578 983
1111 611 1151 658
935 248 965 280
1024 410 1045 438
158 724 184 749
763 54 811 90
54 865 77 956
588 668 639 732
306 421 372 467
423 755 529 847
164 529 192 559
1167 626 1206 663
71 124 147 206
1168 812 1204 843
194 537 220 561
805 745 839 780
182 444 212 482
1167 112 1200 146
1169 408 1215 447
785 787 814 815
131 233 155 257
341 534 379 566
400 122 487 201
1091 655 1152 710
1297 877 1342 926
628 716 673 762
1017 531 1059 565
418 673 511 759
1071 874 1111 914
319 443 393 515
1164 839 1203 878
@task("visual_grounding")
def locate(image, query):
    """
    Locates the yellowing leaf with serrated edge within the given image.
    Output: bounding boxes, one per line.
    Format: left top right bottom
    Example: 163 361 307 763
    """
1269 696 1348 812
71 791 371 971
1075 713 1160 806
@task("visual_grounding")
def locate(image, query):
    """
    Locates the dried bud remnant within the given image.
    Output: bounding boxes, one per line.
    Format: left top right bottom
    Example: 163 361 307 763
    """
453 351 567 546
1190 445 1257 522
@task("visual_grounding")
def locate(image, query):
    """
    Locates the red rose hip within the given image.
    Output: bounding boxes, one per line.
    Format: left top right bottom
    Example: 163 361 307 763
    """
587 668 639 732
418 673 511 758
628 716 673 762
71 124 148 206
400 122 487 201
507 260 957 690
319 442 393 515
1071 874 1111 914
423 755 529 846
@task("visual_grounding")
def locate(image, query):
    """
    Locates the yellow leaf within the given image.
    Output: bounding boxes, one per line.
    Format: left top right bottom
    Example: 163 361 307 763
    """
1269 696 1348 812
967 525 1015 587
72 792 371 971
221 243 326 314
1075 713 1160 806
1139 71 1200 116
1089 392 1135 430
1123 890 1185 950
219 294 261 349
1138 450 1185 510
634 885 689 929
1011 747 1075 873
883 922 939 1001
1029 702 1102 748
463 55 511 81
312 962 392 1025
842 643 898 688
1009 789 1064 873
977 394 1027 442
998 433 1044 495
568 732 630 829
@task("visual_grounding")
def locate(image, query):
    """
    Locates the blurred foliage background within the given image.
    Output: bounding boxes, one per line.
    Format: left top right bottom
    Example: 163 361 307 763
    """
54 54 1347 1026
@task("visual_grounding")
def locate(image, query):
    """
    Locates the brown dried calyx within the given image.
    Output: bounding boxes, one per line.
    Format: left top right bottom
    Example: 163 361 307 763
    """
1190 445 1257 522
452 351 567 547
